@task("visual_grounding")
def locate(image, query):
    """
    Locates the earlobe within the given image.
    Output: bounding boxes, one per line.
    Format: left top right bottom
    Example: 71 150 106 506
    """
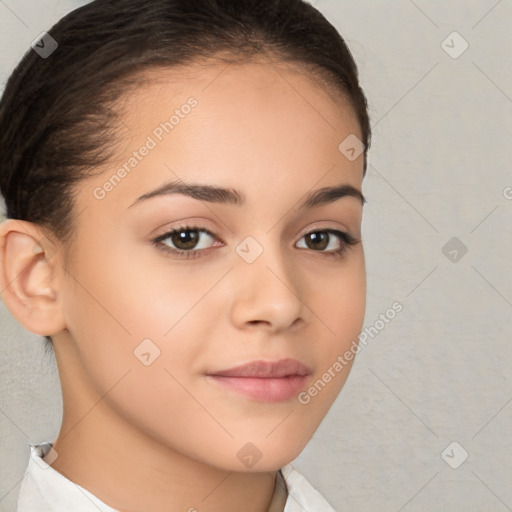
0 219 66 336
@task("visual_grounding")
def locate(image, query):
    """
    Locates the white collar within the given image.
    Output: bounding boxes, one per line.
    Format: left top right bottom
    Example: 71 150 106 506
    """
16 442 336 512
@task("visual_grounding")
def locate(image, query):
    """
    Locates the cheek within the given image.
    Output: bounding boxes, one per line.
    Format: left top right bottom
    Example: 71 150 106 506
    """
59 258 221 459
59 244 206 392
304 250 366 396
315 249 366 345
59 241 224 395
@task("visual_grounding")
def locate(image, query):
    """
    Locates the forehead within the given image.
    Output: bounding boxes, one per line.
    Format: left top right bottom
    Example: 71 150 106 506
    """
123 56 353 107
79 58 363 215
116 57 360 144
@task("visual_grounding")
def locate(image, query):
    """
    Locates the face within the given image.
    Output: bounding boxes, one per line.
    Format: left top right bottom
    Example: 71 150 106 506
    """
53 59 366 472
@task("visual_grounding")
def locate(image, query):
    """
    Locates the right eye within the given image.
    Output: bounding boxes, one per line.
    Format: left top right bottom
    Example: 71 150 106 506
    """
152 225 222 259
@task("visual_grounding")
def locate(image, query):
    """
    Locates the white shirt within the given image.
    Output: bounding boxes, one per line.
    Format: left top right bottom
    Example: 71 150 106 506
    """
17 442 336 512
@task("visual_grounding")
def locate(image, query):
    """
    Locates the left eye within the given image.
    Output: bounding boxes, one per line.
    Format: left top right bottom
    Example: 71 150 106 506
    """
296 230 345 252
152 225 358 259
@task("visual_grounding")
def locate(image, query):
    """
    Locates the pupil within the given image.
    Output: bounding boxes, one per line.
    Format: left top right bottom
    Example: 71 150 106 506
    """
173 230 199 250
307 232 328 250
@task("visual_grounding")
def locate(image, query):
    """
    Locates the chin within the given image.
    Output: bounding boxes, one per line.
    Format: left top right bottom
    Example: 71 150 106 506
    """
223 435 312 473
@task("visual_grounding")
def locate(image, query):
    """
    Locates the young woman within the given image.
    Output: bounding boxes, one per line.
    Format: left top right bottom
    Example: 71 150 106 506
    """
0 0 371 510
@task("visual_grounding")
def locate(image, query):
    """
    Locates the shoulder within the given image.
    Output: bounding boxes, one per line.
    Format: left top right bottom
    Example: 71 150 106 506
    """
16 443 118 512
281 464 337 512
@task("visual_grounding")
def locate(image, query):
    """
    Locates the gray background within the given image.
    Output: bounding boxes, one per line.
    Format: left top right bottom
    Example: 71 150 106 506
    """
1 1 511 510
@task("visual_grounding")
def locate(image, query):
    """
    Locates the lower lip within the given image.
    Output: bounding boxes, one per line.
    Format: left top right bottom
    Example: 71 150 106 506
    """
206 375 309 402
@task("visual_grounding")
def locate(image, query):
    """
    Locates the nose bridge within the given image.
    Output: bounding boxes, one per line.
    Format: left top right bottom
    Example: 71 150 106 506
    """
229 232 305 330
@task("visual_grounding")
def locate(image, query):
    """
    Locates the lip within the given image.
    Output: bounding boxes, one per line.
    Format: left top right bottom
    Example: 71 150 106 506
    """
205 358 312 402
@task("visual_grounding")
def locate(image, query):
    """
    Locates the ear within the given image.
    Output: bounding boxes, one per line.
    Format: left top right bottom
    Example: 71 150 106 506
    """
0 219 66 336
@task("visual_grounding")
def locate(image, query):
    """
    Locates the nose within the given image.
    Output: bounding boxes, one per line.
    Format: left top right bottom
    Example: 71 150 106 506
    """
228 240 306 333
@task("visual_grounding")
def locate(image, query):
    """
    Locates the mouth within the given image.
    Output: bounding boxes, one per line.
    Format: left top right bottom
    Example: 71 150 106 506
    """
205 358 312 402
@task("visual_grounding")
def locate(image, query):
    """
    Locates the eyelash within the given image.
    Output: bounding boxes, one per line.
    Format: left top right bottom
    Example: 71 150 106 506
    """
151 224 360 261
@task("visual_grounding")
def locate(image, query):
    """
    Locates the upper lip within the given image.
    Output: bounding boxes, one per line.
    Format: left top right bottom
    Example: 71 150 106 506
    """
207 358 312 378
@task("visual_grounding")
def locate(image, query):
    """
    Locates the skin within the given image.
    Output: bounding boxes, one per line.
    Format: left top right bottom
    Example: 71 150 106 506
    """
0 58 366 512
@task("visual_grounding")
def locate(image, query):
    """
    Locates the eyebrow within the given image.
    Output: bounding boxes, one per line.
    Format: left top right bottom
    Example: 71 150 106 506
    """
128 180 366 209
